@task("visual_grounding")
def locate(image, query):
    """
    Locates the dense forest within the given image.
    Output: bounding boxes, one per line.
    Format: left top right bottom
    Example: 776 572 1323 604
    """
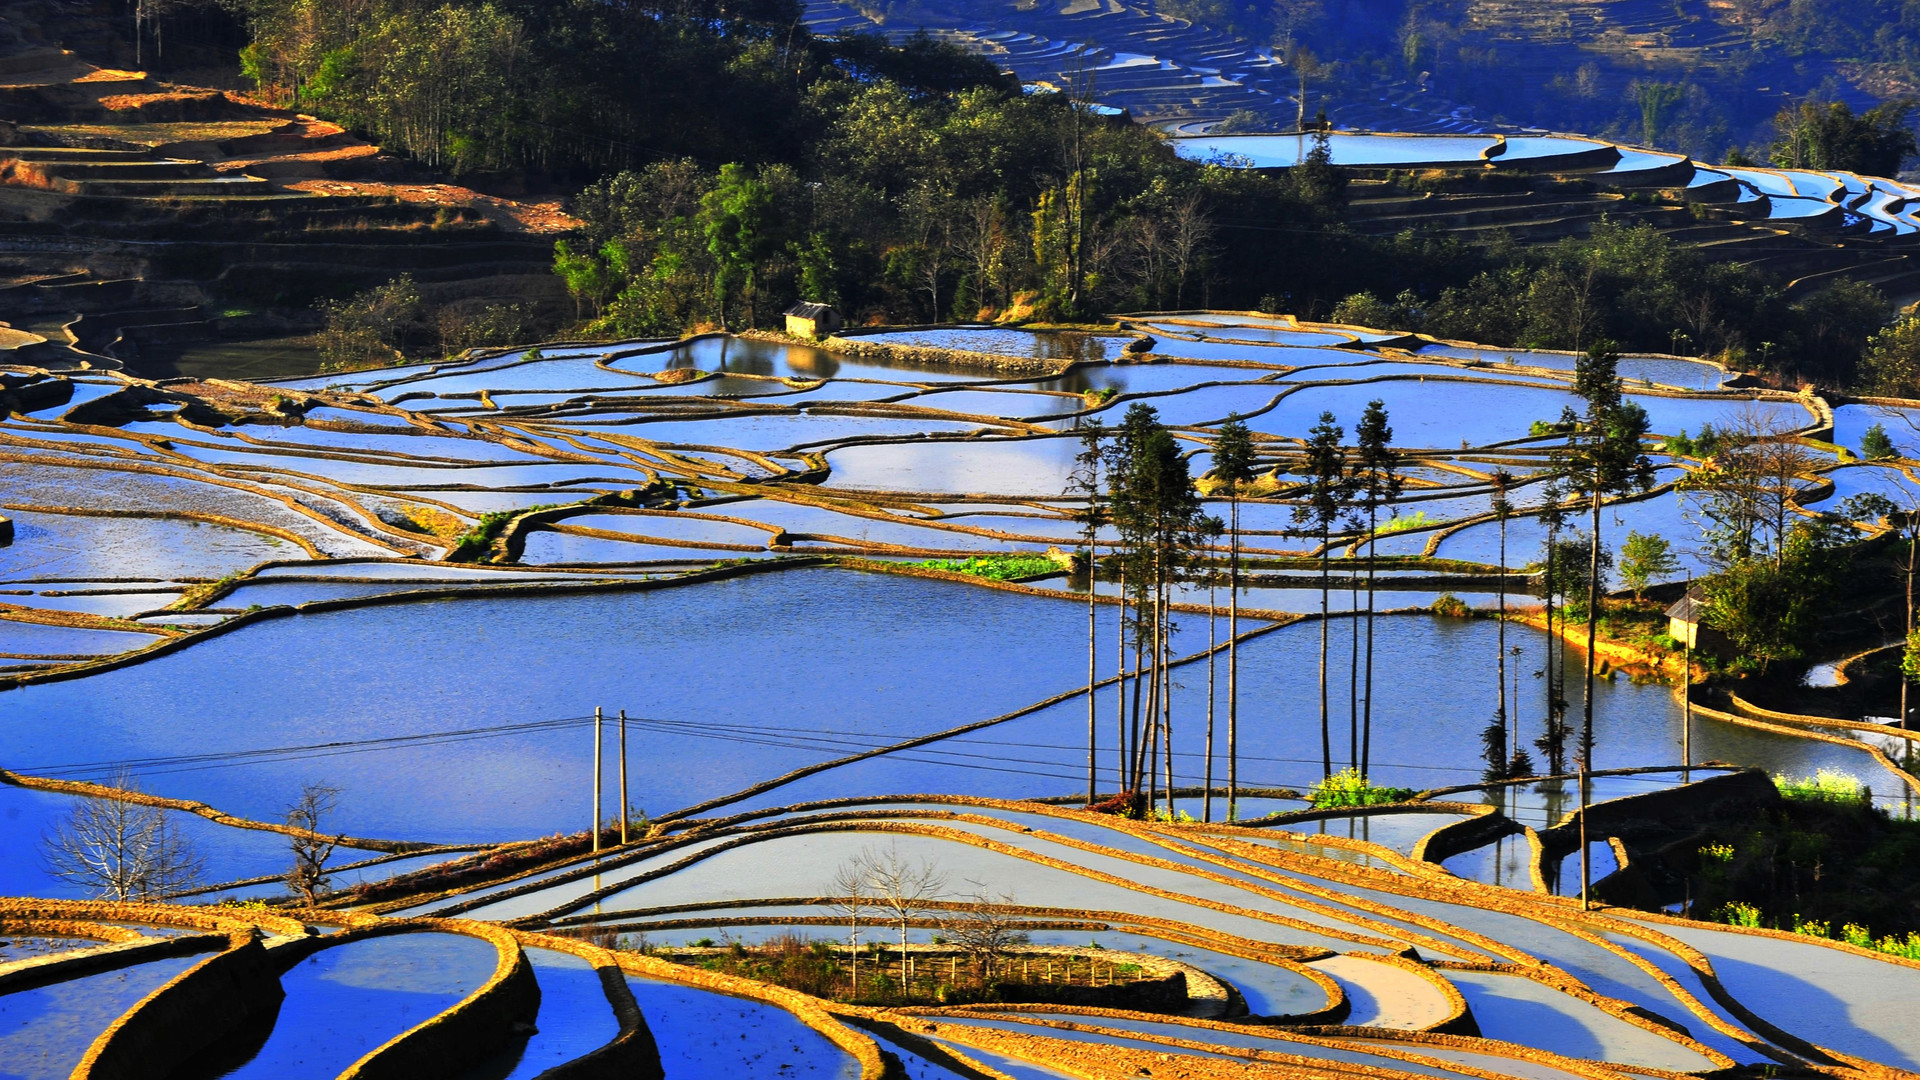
219 0 1920 393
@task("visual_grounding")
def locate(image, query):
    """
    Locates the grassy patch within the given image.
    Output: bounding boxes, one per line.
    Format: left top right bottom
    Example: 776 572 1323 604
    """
1776 769 1870 806
913 554 1061 581
392 502 466 539
1308 768 1416 809
1376 509 1436 534
170 573 238 610
448 504 555 561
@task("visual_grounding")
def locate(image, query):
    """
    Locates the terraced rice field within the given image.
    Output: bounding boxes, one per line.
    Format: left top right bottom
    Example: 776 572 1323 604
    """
2 314 1917 1078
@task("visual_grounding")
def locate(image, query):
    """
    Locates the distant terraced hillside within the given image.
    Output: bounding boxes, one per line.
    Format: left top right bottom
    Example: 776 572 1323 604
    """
807 0 1895 165
1178 131 1920 303
0 29 573 380
802 0 1505 134
1438 0 1869 150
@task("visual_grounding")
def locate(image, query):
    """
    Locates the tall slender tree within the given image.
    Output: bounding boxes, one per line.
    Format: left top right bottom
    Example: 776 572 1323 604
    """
1108 405 1158 804
1069 419 1108 804
1557 342 1652 909
1201 514 1225 821
1347 504 1362 770
1109 404 1204 803
1210 416 1257 818
1559 341 1655 772
1295 412 1349 780
1484 468 1516 780
1352 400 1398 778
1535 482 1571 774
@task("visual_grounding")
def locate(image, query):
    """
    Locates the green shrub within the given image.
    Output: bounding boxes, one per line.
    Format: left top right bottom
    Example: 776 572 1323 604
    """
1862 422 1897 460
1775 770 1870 806
1791 913 1831 938
1743 914 1920 960
1430 593 1471 618
1874 932 1920 960
1309 767 1416 809
914 554 1060 581
1376 510 1434 534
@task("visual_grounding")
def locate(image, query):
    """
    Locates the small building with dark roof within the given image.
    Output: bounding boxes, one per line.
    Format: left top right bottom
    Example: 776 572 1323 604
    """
1667 588 1712 649
784 302 841 340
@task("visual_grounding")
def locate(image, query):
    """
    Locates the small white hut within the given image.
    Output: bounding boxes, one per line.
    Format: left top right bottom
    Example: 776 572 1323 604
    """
1667 589 1707 649
784 302 842 340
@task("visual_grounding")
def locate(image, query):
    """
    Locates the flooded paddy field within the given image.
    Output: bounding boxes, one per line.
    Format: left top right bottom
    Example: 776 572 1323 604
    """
3 313 1917 1080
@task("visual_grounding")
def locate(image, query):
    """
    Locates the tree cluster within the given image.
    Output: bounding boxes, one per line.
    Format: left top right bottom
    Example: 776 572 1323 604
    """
1330 221 1892 387
229 0 1012 176
317 275 545 370
1768 99 1919 177
549 96 1283 331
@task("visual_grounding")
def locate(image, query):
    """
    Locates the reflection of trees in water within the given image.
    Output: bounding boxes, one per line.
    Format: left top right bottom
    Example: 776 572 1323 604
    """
657 331 1121 383
1534 777 1572 893
1037 369 1097 395
665 338 837 378
1031 332 1113 363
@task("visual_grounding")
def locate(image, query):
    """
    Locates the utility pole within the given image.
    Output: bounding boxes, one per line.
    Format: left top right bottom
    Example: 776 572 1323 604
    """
1578 760 1590 910
592 706 603 854
619 709 630 845
1904 513 1915 731
1682 572 1691 778
1204 576 1216 823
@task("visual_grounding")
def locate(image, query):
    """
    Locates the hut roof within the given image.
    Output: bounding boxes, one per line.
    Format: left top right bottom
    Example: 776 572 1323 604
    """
1666 590 1704 622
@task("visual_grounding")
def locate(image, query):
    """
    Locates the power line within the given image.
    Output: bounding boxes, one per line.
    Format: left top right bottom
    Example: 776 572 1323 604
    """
17 707 1789 797
18 715 599 777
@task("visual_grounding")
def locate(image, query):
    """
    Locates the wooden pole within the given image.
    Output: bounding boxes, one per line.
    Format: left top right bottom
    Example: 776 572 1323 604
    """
592 706 603 854
1088 557 1098 805
619 709 629 845
1578 761 1590 910
1905 526 1914 731
1229 497 1239 819
1117 560 1127 795
1204 576 1216 823
1682 573 1691 777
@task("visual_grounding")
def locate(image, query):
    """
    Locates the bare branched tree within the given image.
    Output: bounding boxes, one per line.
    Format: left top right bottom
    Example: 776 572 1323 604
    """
285 781 344 906
41 771 202 901
1166 192 1213 307
958 197 1008 316
1680 402 1821 568
849 844 946 985
828 860 871 994
942 883 1028 986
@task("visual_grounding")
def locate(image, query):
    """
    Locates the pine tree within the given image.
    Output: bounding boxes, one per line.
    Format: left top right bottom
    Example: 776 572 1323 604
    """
1534 482 1571 774
1295 412 1349 780
1210 416 1258 817
1200 514 1225 821
1109 404 1205 810
1484 468 1516 781
1559 341 1655 772
1352 400 1398 778
1069 419 1108 803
